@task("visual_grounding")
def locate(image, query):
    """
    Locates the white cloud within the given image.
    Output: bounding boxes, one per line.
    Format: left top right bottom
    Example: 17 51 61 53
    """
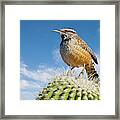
20 79 40 90
20 90 38 100
20 79 41 100
20 61 66 100
20 62 64 82
52 49 61 63
20 80 29 89
52 49 65 66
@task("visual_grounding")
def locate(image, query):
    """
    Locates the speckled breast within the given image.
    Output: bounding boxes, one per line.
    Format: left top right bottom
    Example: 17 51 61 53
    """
60 40 92 67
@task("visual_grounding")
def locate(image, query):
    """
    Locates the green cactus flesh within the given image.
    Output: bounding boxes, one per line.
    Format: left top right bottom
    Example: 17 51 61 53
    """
36 74 100 100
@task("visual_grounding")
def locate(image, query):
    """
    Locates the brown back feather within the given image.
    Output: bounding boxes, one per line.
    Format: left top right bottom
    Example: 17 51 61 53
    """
76 36 98 64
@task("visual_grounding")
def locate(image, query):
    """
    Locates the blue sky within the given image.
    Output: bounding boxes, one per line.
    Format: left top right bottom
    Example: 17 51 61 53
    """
20 20 100 100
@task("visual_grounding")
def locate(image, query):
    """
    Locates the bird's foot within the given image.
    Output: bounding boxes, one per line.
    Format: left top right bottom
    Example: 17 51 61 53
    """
66 67 74 76
76 72 84 80
77 66 85 79
78 71 84 78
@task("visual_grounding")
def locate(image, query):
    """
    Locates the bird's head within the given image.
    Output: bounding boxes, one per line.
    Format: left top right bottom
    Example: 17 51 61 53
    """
53 28 77 41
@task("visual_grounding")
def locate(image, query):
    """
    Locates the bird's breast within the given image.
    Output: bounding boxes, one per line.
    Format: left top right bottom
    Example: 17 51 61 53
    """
60 40 92 67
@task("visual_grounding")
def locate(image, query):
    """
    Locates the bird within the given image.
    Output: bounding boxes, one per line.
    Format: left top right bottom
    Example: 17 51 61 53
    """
53 28 99 82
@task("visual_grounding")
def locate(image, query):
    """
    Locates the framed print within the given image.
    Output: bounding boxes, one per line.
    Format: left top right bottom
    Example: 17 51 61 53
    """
0 0 120 119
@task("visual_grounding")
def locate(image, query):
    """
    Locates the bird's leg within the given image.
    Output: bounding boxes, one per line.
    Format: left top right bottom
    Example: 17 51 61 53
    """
78 64 85 78
78 68 84 78
70 67 75 76
71 67 74 71
67 66 74 76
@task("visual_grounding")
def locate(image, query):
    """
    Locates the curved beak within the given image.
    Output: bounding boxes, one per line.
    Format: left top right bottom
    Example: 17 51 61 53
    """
52 29 61 33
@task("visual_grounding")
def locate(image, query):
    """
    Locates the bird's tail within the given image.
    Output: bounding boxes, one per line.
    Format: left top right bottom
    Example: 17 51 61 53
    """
85 62 99 83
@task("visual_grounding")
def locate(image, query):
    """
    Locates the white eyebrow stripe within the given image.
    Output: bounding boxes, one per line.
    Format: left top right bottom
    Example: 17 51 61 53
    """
62 28 76 33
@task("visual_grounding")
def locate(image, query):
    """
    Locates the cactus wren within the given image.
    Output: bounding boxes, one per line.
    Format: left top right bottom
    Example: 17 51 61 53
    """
53 28 99 81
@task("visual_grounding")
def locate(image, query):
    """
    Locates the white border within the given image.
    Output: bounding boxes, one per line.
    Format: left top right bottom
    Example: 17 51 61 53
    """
5 5 115 115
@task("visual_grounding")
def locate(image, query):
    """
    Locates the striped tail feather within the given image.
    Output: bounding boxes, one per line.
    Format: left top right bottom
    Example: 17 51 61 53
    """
85 62 99 83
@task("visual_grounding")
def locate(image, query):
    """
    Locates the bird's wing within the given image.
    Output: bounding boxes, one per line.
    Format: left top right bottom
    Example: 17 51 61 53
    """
87 46 98 64
77 38 98 64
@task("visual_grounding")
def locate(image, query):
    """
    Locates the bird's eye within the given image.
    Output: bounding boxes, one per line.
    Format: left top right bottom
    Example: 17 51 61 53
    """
61 33 70 41
64 34 68 39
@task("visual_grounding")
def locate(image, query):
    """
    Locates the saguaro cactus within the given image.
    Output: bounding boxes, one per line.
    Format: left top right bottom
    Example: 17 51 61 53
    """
36 70 100 100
